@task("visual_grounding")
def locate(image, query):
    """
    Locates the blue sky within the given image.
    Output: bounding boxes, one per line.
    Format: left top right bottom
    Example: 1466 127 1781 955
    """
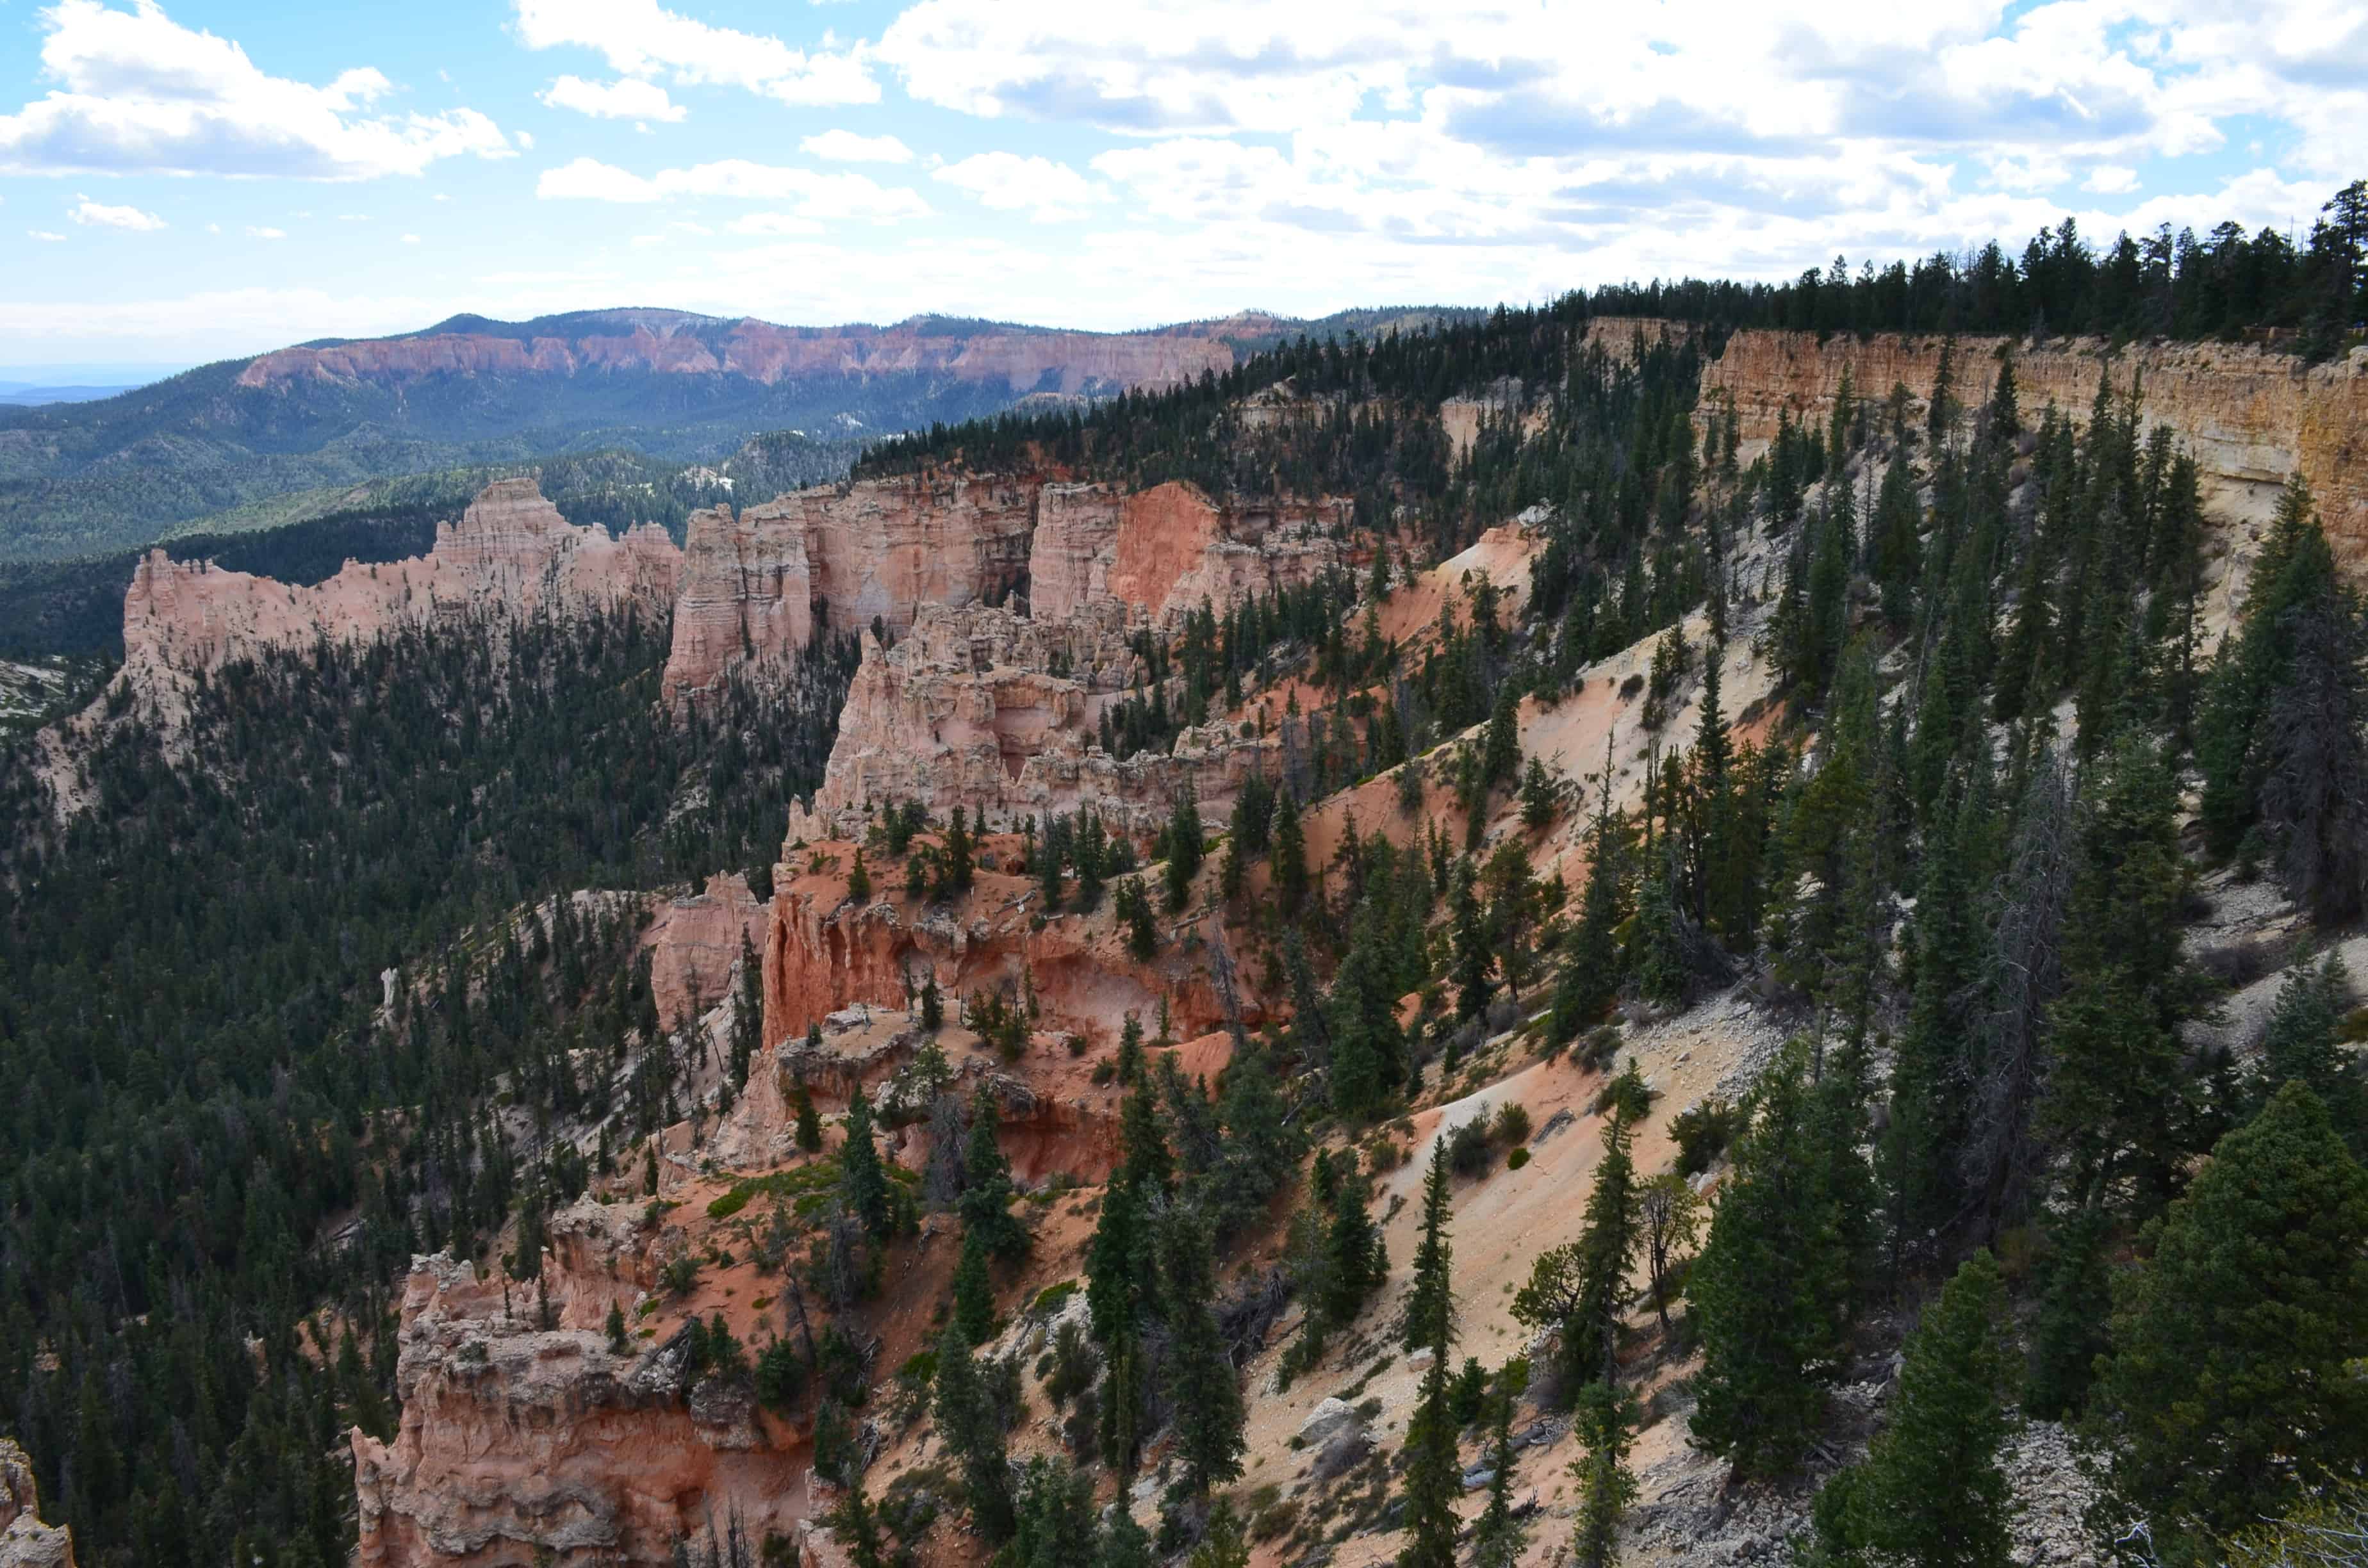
1 0 2361 373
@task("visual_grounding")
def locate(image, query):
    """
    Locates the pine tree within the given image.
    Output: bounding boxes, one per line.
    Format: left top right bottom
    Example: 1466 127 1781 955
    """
951 1230 996 1344
2094 1083 2368 1547
1570 1378 1639 1568
2254 952 2365 1144
932 1323 1015 1542
793 1079 823 1154
1397 1343 1461 1568
1321 1157 1387 1327
1328 904 1408 1117
1158 1204 1247 1494
839 1086 892 1241
1163 790 1205 911
1272 789 1310 916
1570 1104 1641 1387
606 1300 629 1354
1806 1251 2015 1568
1688 1038 1859 1477
847 847 871 902
957 1089 1028 1261
1470 1393 1527 1568
831 1476 888 1568
1402 1139 1456 1353
1451 860 1495 1020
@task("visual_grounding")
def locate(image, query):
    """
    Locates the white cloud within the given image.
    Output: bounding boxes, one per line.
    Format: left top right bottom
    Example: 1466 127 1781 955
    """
933 151 1099 220
729 211 825 236
0 0 513 179
512 0 877 106
70 196 164 229
517 130 535 149
2085 163 2140 193
246 225 285 239
536 156 931 220
400 232 420 243
801 129 914 164
28 230 67 241
539 74 686 122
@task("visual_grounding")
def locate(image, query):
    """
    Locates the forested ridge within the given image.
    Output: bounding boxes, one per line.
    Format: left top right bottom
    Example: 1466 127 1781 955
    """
0 610 855 1566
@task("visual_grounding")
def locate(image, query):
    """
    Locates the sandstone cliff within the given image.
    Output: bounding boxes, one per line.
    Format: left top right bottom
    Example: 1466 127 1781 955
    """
353 1243 800 1568
0 1440 73 1568
781 601 1281 845
122 478 680 684
1589 318 2368 548
1029 480 1354 629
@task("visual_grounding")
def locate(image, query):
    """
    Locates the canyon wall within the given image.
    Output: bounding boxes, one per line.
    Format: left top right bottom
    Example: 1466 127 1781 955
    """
354 1236 800 1568
1590 318 2368 547
781 601 1281 845
0 1441 73 1568
122 478 680 683
1030 480 1354 628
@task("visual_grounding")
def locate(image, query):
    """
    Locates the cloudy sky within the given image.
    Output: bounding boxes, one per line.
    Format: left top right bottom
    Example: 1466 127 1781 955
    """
0 0 2360 372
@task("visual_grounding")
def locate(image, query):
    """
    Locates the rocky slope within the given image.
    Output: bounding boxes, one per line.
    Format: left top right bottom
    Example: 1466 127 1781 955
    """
0 1440 74 1568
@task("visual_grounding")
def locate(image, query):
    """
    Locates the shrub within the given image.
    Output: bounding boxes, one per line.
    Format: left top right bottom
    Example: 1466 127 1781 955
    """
661 1255 700 1296
1446 1118 1495 1177
1493 1102 1533 1146
1672 1097 1744 1176
1506 1147 1531 1172
707 1188 752 1220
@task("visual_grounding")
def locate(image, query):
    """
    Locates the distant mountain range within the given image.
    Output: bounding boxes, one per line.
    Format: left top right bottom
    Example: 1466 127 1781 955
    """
0 382 141 406
0 304 1479 566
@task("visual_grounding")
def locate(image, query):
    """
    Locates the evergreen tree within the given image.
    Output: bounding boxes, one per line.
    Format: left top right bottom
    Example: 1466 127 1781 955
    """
2093 1083 2368 1548
839 1086 893 1241
830 1476 888 1568
1158 1204 1247 1495
1320 1157 1388 1327
957 1090 1029 1261
1163 790 1205 911
1397 1340 1461 1568
1570 1379 1639 1568
1688 1039 1861 1477
793 1079 824 1154
606 1300 629 1354
1272 789 1310 916
1805 1251 2016 1568
2254 952 2366 1145
1402 1139 1456 1353
1328 904 1408 1117
932 1323 1015 1542
951 1229 996 1344
1470 1393 1528 1568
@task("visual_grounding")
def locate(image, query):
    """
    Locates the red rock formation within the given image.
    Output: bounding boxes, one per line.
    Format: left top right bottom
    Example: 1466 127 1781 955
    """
661 503 814 706
0 1439 75 1568
121 478 680 683
1030 480 1353 628
353 1244 802 1568
238 314 1236 396
1589 318 2368 558
640 872 769 1033
781 601 1279 845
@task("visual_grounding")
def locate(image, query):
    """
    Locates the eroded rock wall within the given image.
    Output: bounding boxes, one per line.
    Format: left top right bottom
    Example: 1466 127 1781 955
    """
1590 318 2368 547
1030 479 1352 628
0 1440 74 1568
353 1243 800 1568
781 601 1278 844
121 478 680 683
661 503 813 707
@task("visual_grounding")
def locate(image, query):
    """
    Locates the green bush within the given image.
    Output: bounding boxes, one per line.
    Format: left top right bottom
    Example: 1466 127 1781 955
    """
1506 1147 1531 1171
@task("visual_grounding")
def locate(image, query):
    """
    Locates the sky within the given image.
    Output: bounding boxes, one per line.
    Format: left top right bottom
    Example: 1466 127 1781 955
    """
0 0 2362 375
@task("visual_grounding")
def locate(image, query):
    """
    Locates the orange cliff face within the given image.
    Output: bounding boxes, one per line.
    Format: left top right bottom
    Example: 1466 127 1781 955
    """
352 1221 804 1568
121 477 681 685
779 600 1286 847
1588 318 2368 554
